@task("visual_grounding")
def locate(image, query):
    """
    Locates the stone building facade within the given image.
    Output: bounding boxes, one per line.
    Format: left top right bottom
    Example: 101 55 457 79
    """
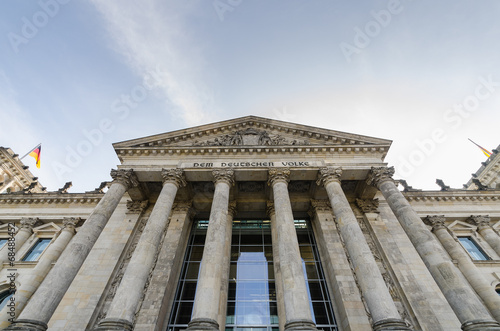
0 116 500 331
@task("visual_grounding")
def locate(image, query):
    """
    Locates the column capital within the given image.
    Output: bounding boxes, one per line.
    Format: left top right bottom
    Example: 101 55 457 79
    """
266 201 275 217
228 201 237 218
212 169 235 186
316 167 342 187
267 168 290 186
366 166 395 188
62 217 80 229
424 215 447 232
110 169 139 189
310 199 332 214
468 215 491 229
20 217 40 230
355 198 379 213
161 168 187 188
126 200 149 214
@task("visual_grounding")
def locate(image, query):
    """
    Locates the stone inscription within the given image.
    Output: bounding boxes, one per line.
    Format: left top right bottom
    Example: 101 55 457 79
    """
182 161 323 168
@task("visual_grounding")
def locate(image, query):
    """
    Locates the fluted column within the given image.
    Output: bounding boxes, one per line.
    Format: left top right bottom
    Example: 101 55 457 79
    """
187 169 234 331
0 218 79 328
0 218 39 269
6 169 138 331
367 166 500 331
96 169 186 331
268 168 317 331
267 201 286 331
426 215 500 322
469 215 500 257
317 167 409 331
218 201 236 331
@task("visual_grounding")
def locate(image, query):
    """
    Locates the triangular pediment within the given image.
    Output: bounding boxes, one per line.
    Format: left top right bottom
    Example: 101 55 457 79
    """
448 220 477 231
113 116 391 149
33 222 61 233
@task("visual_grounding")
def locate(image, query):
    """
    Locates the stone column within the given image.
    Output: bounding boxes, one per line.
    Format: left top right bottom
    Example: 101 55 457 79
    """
425 215 500 322
187 169 234 331
96 169 186 331
0 218 79 327
317 167 409 331
309 200 372 331
268 168 317 331
367 166 500 331
6 169 138 331
218 201 236 331
469 215 500 257
0 218 39 269
267 201 287 331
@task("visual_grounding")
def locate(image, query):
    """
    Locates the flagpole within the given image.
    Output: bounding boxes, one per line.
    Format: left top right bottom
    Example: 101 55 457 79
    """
20 143 41 160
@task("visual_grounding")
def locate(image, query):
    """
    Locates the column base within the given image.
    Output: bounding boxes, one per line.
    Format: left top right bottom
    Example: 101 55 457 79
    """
185 318 219 331
284 319 317 330
3 319 47 331
462 319 500 331
94 318 133 331
373 318 412 331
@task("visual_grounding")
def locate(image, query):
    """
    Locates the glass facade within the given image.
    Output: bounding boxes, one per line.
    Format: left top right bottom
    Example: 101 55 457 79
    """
22 238 51 261
166 219 337 331
458 237 489 261
227 220 277 330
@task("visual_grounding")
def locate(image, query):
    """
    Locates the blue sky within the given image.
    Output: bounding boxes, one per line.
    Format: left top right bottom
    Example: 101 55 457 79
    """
1 0 499 192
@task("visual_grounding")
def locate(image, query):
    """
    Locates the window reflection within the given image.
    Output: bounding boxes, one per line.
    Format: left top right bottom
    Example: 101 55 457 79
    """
227 221 277 329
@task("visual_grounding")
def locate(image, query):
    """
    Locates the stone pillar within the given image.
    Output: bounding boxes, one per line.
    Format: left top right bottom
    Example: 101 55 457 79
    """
0 218 39 269
309 200 372 331
96 169 186 331
469 215 500 257
0 218 79 327
367 166 500 331
317 167 409 331
218 201 236 331
267 201 287 331
425 215 500 322
268 168 317 331
6 169 138 331
187 169 234 331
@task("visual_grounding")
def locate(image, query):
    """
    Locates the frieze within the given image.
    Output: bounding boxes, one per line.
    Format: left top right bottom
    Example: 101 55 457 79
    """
192 128 311 146
182 160 324 169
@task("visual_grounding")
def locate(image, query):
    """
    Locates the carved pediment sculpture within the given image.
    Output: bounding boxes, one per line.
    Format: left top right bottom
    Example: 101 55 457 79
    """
192 128 310 147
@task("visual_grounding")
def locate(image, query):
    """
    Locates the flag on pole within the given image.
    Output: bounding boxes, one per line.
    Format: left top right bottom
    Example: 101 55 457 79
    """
468 139 491 158
28 144 42 168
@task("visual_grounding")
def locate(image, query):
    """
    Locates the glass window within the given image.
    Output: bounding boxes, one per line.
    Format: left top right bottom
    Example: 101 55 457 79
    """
458 237 489 261
0 239 7 249
0 291 14 311
166 219 337 331
22 238 51 261
295 220 337 331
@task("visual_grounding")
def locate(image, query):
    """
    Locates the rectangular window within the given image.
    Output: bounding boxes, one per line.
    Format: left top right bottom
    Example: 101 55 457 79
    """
458 237 489 261
22 238 51 261
0 239 7 249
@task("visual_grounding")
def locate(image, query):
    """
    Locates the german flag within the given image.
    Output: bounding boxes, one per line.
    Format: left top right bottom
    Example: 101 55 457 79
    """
28 144 41 168
468 139 491 158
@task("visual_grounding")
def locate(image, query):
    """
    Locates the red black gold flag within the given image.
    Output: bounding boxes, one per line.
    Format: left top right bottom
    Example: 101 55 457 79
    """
28 144 41 168
468 139 491 158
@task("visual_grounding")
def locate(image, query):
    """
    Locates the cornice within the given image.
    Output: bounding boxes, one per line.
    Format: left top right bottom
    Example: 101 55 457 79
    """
404 191 500 202
115 145 389 158
0 193 103 205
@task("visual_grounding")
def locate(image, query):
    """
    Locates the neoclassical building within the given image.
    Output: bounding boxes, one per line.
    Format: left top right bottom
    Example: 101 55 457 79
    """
1 116 500 331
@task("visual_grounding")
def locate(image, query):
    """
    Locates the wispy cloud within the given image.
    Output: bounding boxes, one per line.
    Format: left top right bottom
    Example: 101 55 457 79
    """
90 0 215 126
